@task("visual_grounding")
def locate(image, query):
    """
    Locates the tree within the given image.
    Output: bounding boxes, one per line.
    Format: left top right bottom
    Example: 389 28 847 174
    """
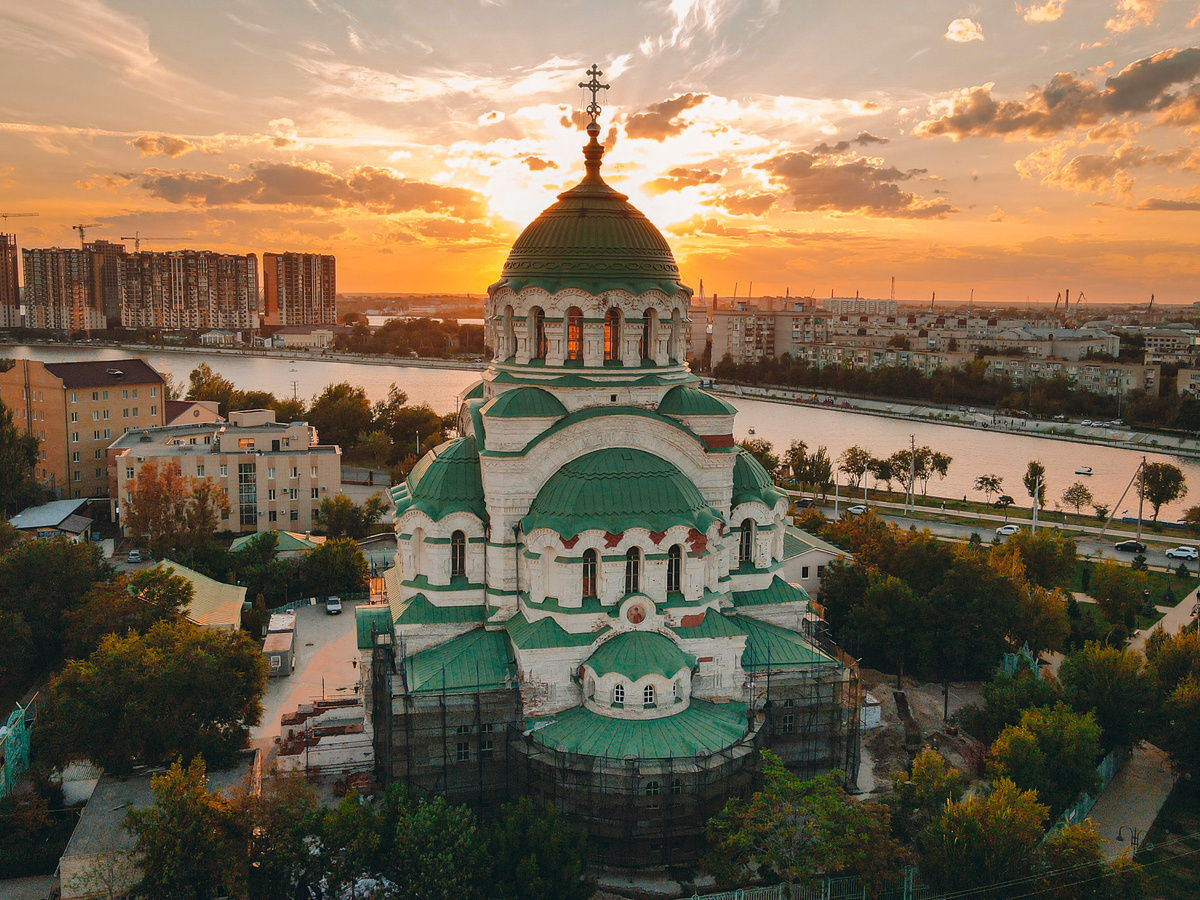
739 438 779 479
851 575 930 685
126 757 240 900
233 770 326 900
0 402 40 516
304 537 370 597
1183 504 1200 534
962 668 1062 746
995 494 1015 515
1024 460 1047 508
1061 481 1094 520
705 751 908 892
996 528 1077 589
123 460 230 561
381 788 487 900
487 798 594 900
65 567 194 659
838 445 872 488
36 619 268 773
926 451 952 495
186 362 240 417
1059 642 1152 751
784 439 807 481
987 702 1102 815
888 749 966 844
805 446 833 498
307 382 374 451
314 493 388 539
868 455 896 491
1157 675 1200 776
1089 559 1144 624
1138 461 1188 521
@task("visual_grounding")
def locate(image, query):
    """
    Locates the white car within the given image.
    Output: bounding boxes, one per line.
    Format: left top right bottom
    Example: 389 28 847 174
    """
996 524 1021 537
1166 546 1198 560
847 505 867 515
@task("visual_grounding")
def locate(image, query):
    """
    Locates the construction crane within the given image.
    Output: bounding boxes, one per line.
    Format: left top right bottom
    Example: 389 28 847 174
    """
119 231 186 253
0 212 38 226
72 224 100 247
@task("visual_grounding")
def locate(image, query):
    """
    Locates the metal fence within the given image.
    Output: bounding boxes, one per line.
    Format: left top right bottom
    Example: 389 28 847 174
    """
688 867 938 900
0 696 37 799
1051 744 1130 834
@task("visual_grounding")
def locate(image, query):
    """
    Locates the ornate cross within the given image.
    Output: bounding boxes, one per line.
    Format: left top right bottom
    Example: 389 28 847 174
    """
579 64 609 123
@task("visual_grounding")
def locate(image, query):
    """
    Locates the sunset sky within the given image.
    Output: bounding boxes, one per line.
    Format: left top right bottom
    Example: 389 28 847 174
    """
2 0 1199 304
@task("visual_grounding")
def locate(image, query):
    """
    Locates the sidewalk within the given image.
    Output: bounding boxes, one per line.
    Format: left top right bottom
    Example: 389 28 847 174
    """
1085 742 1176 860
1129 584 1199 656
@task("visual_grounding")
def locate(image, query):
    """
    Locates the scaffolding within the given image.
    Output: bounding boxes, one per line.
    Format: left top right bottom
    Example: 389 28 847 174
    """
0 695 37 799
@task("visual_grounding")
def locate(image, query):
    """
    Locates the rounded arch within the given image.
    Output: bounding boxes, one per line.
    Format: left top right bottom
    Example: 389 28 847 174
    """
738 517 755 565
450 530 466 579
566 306 583 360
582 547 598 598
604 308 622 362
641 307 658 361
529 306 547 360
624 546 642 596
502 304 515 358
669 307 683 361
667 543 683 593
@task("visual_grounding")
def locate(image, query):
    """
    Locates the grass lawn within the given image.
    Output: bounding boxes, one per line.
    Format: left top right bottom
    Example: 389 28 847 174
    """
1064 560 1199 606
1139 777 1200 899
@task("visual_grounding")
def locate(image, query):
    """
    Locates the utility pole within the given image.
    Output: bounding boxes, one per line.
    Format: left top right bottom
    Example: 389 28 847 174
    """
1032 475 1041 533
907 434 917 514
1137 456 1146 542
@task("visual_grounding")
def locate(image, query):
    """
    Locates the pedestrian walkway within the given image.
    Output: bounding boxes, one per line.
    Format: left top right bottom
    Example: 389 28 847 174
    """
1129 584 1198 656
1085 742 1176 860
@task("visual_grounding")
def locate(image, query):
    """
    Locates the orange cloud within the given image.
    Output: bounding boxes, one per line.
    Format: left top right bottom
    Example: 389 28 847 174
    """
625 93 708 141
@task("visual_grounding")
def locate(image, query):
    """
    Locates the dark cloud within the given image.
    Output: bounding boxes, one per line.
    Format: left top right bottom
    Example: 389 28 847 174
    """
916 47 1200 140
1134 198 1200 211
559 109 591 131
644 166 723 194
522 156 558 171
130 134 220 158
136 161 487 218
757 152 956 219
709 191 778 216
854 131 889 145
624 93 708 141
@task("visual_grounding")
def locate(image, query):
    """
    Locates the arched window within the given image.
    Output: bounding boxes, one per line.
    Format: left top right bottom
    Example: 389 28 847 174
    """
613 682 625 705
604 308 621 361
739 518 755 565
503 305 514 358
450 530 466 579
641 308 657 361
667 544 682 593
624 547 641 595
582 548 598 598
566 307 583 360
643 684 656 706
412 527 424 576
530 307 547 360
671 777 682 795
644 780 660 797
669 308 683 361
673 679 680 702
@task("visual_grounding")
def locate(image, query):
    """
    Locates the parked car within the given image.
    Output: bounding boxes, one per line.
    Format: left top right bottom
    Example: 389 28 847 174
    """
1114 540 1147 553
127 549 143 564
794 498 815 509
1166 546 1199 560
847 505 867 516
996 524 1021 537
325 595 343 615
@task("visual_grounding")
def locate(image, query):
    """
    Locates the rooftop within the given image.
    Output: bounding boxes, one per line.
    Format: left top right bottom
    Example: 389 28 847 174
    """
158 561 246 630
585 631 696 681
44 358 164 388
527 699 748 759
9 498 88 530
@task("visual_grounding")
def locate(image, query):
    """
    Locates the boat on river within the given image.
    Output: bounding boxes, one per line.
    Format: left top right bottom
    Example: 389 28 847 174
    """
1076 466 1093 475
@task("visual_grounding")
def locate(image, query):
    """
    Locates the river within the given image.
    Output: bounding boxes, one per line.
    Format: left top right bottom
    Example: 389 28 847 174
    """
5 343 1199 522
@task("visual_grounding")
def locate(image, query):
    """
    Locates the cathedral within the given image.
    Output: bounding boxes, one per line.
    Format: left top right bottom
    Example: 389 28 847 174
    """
359 70 859 870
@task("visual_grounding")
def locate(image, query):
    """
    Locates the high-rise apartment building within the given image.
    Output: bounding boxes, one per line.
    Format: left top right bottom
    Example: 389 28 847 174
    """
84 239 129 327
0 234 19 328
263 252 336 326
121 250 258 332
21 247 107 332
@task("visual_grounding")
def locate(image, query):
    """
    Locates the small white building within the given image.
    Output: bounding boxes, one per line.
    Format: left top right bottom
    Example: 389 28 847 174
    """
781 526 849 600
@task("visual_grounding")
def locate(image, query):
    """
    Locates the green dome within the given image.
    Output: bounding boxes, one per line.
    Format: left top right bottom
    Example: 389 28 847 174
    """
523 448 720 538
493 133 691 298
485 386 568 419
732 446 785 510
392 437 486 522
585 631 697 681
658 385 736 417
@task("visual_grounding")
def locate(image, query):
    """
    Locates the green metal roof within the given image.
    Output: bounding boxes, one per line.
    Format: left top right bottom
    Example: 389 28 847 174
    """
671 609 747 640
505 612 608 650
485 386 568 419
584 631 696 680
230 530 322 553
522 448 721 538
732 575 811 608
658 385 736 417
491 138 691 299
392 436 487 522
405 628 515 694
782 526 845 559
732 446 786 510
732 615 835 671
528 699 748 759
394 593 486 627
462 381 486 401
490 370 690 389
356 605 393 650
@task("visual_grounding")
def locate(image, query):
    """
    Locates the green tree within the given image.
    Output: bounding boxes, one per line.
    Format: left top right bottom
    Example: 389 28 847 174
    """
0 402 40 516
987 702 1102 816
974 473 1003 505
1138 461 1188 521
805 445 834 498
126 757 240 900
1157 675 1200 776
304 537 369 597
868 454 896 491
307 382 374 451
995 528 1077 589
186 362 240 417
487 798 594 900
962 668 1062 746
1024 460 1047 508
1059 642 1152 750
888 749 966 844
37 619 268 773
838 445 872 488
1089 559 1144 624
1183 504 1200 534
382 789 487 900
233 770 326 900
784 439 807 481
1061 481 1095 520
64 567 194 659
123 459 229 561
738 438 779 479
314 493 388 540
851 575 930 685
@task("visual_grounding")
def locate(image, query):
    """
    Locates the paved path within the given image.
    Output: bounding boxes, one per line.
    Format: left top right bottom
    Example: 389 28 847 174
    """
1085 743 1176 860
1129 584 1199 656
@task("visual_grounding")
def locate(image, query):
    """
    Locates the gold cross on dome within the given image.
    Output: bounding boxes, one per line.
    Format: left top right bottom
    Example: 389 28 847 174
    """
579 64 610 123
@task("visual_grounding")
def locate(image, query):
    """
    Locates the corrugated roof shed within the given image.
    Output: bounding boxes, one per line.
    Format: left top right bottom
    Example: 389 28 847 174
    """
8 498 88 530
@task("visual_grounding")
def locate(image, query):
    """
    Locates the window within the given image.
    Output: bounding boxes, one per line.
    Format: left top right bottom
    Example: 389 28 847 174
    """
196 465 205 477
451 530 466 579
604 308 621 361
93 430 101 440
802 566 810 579
150 387 157 397
582 548 598 598
781 714 794 734
667 544 682 593
268 510 277 522
739 519 755 565
289 488 298 500
69 392 77 403
238 438 254 449
613 683 625 705
103 429 110 439
132 389 138 398
641 308 657 360
132 407 138 417
311 466 318 477
238 462 257 527
456 742 470 763
290 509 299 521
92 391 98 401
566 307 583 360
92 411 99 421
73 471 81 482
122 389 128 400
94 449 101 459
268 488 276 500
71 432 79 443
102 390 108 400
103 410 109 420
219 465 228 476
529 306 547 359
643 684 656 707
311 487 319 499
290 466 298 478
644 780 660 797
72 451 80 463
624 547 641 595
122 408 129 418
671 777 683 796
817 565 826 577
480 738 494 759
268 467 276 479
70 412 77 423
150 405 156 415
95 467 102 477
125 467 134 479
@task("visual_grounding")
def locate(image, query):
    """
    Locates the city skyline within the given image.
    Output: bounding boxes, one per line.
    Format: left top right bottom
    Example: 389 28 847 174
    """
1 0 1198 303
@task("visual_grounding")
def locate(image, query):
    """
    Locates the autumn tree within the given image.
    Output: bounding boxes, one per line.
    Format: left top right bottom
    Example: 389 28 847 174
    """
987 702 1102 815
738 438 780 478
64 566 194 659
962 667 1062 746
888 749 966 844
1089 559 1145 624
1024 460 1047 508
232 770 327 900
974 473 1003 505
123 459 229 560
1060 481 1094 520
994 527 1077 589
1138 461 1188 521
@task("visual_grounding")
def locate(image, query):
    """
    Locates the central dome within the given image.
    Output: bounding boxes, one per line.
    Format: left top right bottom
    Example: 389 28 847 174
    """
495 127 689 298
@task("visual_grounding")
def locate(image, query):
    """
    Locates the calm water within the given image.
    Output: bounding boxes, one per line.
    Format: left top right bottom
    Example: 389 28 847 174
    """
6 344 1199 520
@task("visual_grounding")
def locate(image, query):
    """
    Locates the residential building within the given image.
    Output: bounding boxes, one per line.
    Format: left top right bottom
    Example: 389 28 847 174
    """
109 409 342 534
982 356 1160 397
121 250 258 331
158 561 246 631
21 247 106 332
711 299 831 365
824 296 897 316
781 527 848 601
267 324 347 348
0 358 165 499
1177 369 1200 398
83 239 128 326
164 398 222 426
263 252 337 326
0 233 19 328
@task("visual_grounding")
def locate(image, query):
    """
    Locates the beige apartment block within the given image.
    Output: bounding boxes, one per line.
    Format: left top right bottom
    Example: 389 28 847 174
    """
0 358 165 499
110 409 342 534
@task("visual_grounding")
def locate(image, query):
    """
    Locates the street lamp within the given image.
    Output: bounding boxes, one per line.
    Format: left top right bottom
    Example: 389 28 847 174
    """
1116 825 1145 848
